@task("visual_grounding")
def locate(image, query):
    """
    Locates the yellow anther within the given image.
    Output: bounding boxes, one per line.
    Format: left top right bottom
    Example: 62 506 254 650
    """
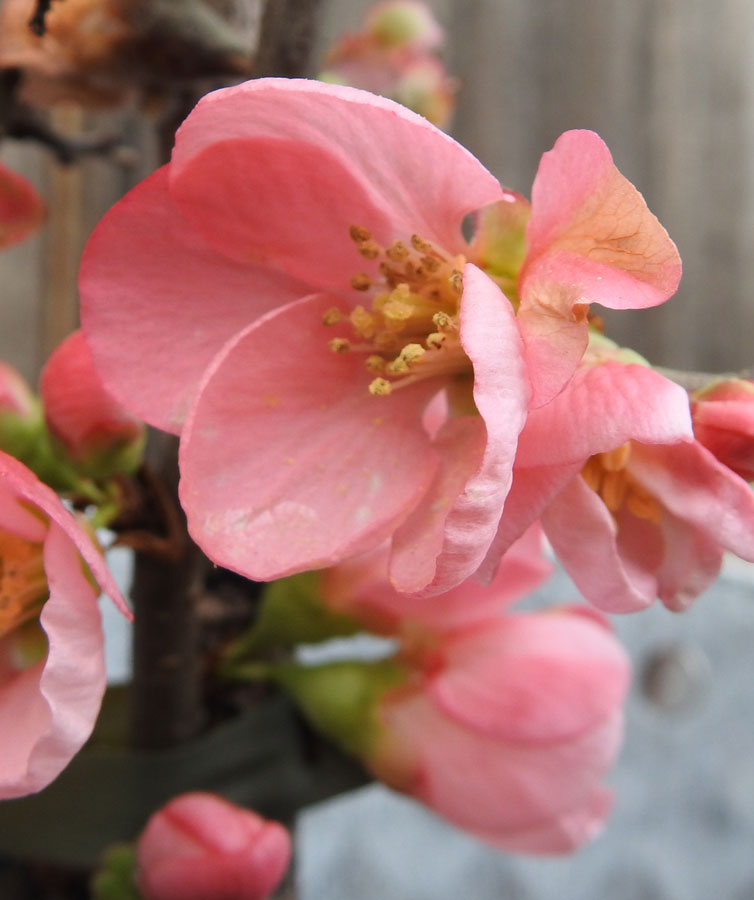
421 255 441 272
387 343 425 374
432 311 454 331
411 234 434 254
357 240 382 259
350 305 377 338
601 470 628 512
626 488 662 524
600 443 632 472
386 240 410 261
426 332 447 350
322 307 344 325
449 270 464 293
581 457 603 493
382 299 414 329
366 355 386 374
329 337 351 354
350 273 372 291
369 377 393 396
349 224 372 243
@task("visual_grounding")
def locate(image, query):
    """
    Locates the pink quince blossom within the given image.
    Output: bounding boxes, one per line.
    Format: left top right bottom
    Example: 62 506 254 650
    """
0 450 129 799
80 78 679 596
0 158 45 248
690 378 754 481
40 329 145 477
136 792 291 900
479 358 754 612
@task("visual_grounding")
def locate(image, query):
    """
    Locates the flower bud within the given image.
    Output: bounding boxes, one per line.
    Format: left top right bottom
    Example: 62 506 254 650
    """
0 160 45 248
280 610 630 854
40 330 145 478
136 793 291 900
0 361 44 461
365 1 444 51
690 378 754 481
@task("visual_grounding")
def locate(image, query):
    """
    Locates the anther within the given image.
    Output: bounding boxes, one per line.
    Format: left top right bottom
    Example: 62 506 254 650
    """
369 377 393 396
349 225 372 243
411 234 433 254
386 240 410 261
357 240 381 260
350 273 372 291
600 444 632 472
322 307 344 325
329 338 351 354
426 332 447 350
449 270 464 293
421 256 441 272
366 355 386 374
432 311 454 330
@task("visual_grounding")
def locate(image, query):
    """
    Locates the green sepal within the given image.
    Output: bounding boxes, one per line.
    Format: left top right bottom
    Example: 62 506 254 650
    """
223 572 363 669
90 844 141 900
273 659 408 759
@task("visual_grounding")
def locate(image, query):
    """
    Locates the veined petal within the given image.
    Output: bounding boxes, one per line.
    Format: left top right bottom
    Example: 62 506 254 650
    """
170 78 503 287
180 293 440 581
80 167 308 434
652 512 723 612
522 130 681 311
389 265 529 595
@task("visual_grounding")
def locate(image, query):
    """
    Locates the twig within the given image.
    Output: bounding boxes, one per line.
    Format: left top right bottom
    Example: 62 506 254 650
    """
28 0 53 36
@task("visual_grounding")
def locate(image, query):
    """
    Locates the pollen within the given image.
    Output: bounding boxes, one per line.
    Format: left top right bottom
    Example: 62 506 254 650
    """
322 307 343 325
369 377 393 396
350 273 372 291
329 337 351 353
0 530 47 639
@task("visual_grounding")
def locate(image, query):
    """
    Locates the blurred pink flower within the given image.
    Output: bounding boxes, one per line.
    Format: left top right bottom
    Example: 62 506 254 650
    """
136 792 291 900
80 78 679 597
40 329 145 478
0 159 45 248
0 450 128 799
280 607 630 854
690 378 754 481
480 359 754 612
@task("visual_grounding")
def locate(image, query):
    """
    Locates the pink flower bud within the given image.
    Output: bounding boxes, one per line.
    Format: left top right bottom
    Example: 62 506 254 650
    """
365 1 444 52
40 330 144 477
0 160 45 248
136 793 291 900
690 378 754 481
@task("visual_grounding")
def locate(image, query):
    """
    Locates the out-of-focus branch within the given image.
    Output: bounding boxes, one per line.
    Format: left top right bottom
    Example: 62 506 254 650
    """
252 0 323 77
656 365 754 392
28 0 53 36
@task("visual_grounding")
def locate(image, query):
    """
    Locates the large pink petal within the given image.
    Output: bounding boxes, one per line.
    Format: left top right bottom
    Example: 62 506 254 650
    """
430 615 630 744
79 167 308 433
515 362 693 468
389 265 530 595
629 441 754 561
652 512 723 612
542 476 660 612
180 293 440 580
170 79 503 286
0 452 128 617
0 522 106 798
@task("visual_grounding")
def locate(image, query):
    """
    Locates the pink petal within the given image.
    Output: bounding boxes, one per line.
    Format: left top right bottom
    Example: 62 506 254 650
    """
389 265 530 595
629 441 754 562
180 293 440 580
79 166 308 433
430 614 630 744
0 522 106 798
651 511 723 612
515 362 693 468
522 130 681 310
473 787 613 855
0 452 128 617
542 476 660 612
170 79 502 287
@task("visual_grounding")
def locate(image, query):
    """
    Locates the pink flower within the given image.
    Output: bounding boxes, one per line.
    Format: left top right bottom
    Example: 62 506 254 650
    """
480 359 754 612
136 792 291 900
690 378 754 481
80 78 679 596
0 450 128 798
0 159 45 248
40 329 145 477
279 609 630 854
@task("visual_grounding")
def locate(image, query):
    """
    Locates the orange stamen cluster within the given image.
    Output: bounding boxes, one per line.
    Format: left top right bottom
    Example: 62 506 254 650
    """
0 530 47 639
323 226 472 395
581 444 662 523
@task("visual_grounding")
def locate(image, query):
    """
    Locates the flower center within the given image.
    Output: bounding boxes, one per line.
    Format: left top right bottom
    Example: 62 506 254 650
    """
0 529 48 640
323 226 472 395
581 443 662 523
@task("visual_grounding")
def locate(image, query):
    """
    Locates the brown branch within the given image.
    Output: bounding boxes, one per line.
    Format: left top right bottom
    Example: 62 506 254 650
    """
252 0 323 78
656 365 754 392
28 0 53 36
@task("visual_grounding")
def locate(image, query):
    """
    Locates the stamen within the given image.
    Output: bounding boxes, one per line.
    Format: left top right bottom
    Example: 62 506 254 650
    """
357 240 382 259
386 343 425 375
426 332 447 350
350 306 378 338
329 338 351 354
600 444 631 472
349 225 372 243
350 273 372 291
322 307 344 326
366 355 386 374
369 378 393 396
449 270 464 294
386 240 410 261
601 470 628 512
626 487 662 523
